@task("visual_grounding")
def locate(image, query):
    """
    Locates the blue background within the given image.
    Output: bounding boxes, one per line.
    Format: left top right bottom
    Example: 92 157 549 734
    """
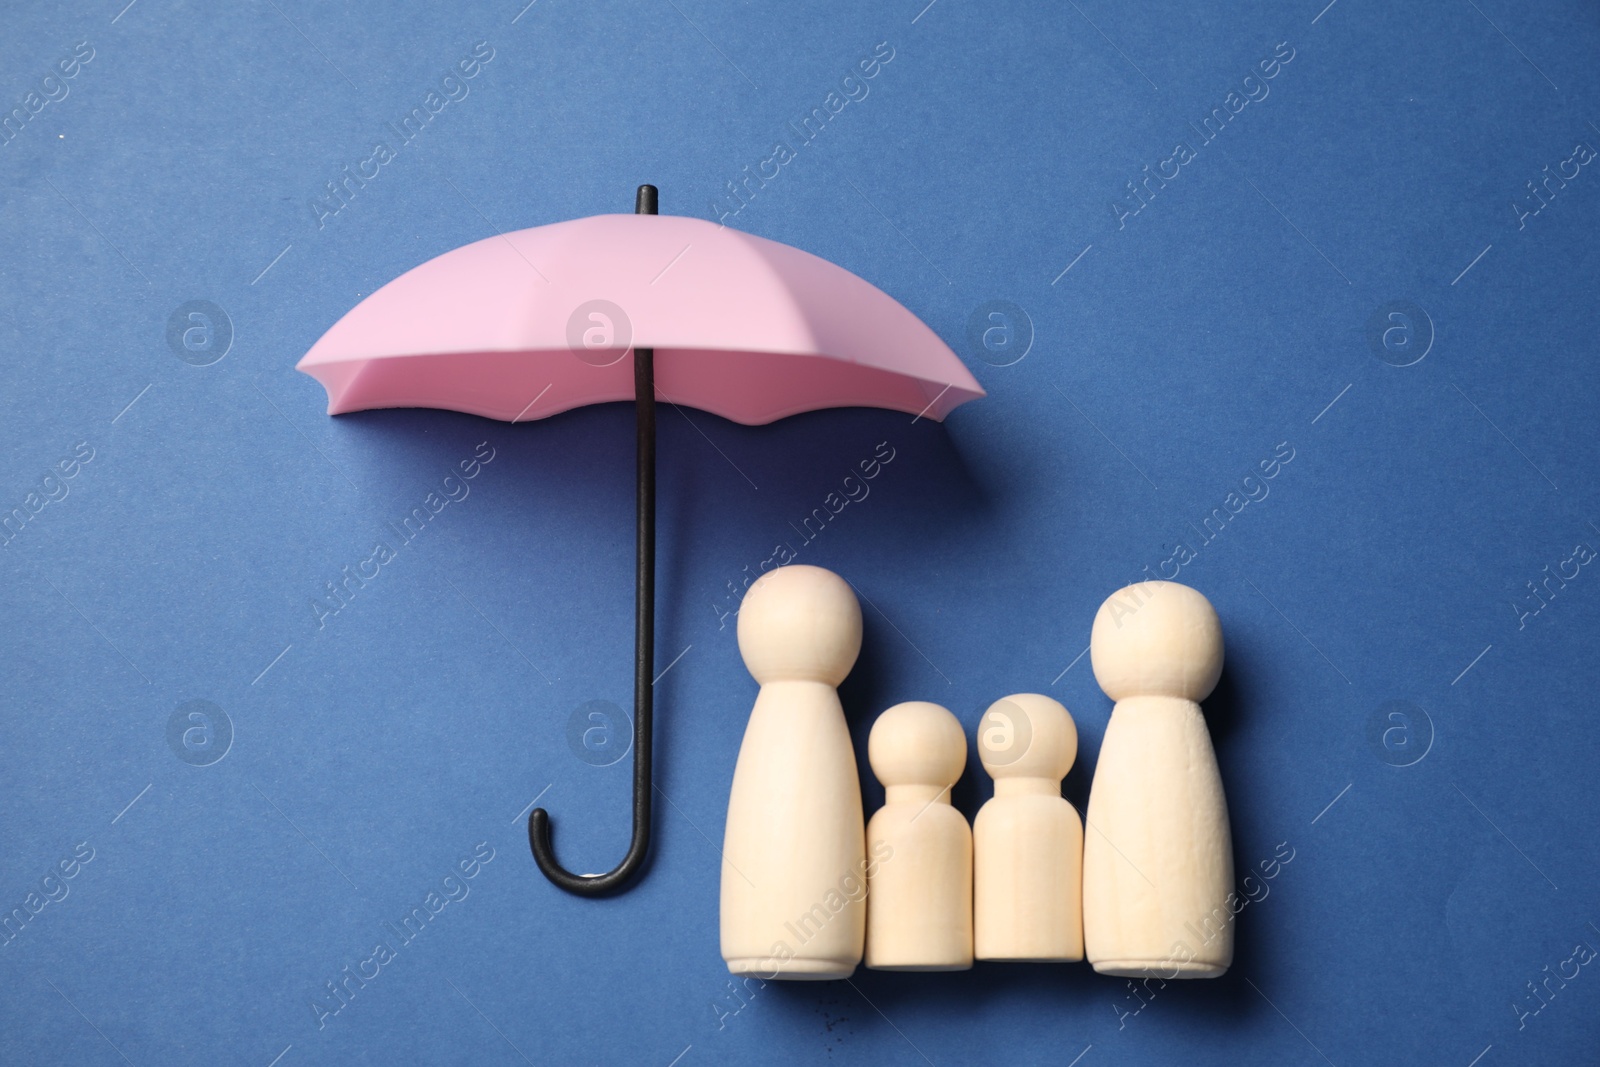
2 0 1597 1064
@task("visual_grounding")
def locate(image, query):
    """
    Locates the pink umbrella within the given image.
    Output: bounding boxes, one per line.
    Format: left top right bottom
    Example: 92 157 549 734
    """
298 187 983 895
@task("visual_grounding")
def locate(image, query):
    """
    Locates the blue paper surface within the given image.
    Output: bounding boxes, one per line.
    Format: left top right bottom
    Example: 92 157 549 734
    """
2 1 1598 1063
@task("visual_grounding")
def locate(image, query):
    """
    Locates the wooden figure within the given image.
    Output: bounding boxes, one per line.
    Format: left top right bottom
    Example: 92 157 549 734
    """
973 693 1085 962
721 565 867 980
1083 580 1234 978
864 701 973 971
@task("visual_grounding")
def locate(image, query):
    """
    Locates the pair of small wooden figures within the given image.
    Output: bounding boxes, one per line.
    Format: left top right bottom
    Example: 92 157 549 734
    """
721 566 1232 981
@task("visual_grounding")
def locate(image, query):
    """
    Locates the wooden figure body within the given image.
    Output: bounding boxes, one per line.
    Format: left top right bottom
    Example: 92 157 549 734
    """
864 701 973 971
721 565 866 980
973 693 1084 962
1083 580 1234 978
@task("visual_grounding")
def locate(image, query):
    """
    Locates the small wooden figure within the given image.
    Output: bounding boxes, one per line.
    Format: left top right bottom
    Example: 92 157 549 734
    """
1082 580 1234 978
864 701 973 971
721 565 867 980
973 693 1085 962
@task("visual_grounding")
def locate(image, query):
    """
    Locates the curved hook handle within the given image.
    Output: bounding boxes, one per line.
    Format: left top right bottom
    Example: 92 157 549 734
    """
529 185 659 897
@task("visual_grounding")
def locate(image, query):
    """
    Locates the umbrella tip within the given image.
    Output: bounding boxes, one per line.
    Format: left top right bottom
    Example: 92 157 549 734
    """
635 185 658 215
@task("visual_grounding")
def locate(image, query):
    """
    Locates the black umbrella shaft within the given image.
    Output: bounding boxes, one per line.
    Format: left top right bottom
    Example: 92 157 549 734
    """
529 185 658 896
629 186 659 896
632 188 659 890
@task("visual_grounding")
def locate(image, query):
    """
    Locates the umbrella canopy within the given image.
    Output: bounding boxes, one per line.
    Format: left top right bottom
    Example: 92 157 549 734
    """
297 187 983 899
297 212 983 425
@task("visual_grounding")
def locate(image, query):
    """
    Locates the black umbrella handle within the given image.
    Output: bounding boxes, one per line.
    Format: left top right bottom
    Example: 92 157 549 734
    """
528 185 658 896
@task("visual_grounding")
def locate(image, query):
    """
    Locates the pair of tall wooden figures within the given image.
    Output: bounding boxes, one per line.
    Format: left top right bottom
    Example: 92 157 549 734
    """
722 566 1231 979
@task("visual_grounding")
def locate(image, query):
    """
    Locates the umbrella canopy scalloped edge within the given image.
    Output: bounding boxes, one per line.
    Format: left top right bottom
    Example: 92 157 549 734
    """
297 213 985 426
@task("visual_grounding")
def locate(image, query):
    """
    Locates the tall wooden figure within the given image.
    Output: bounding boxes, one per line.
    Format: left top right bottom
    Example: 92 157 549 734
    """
1083 581 1234 978
973 693 1084 962
721 565 866 980
865 701 973 971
